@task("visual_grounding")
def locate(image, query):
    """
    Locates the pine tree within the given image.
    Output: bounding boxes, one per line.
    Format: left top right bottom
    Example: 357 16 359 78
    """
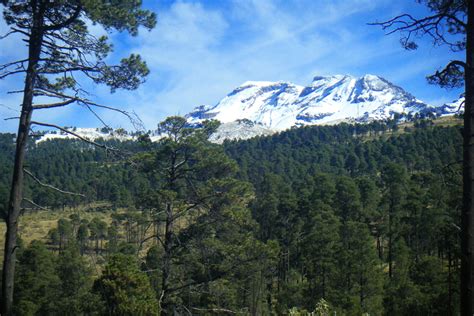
13 241 60 315
55 243 100 315
301 203 340 306
93 254 159 316
0 2 156 314
372 2 473 313
335 221 383 314
381 163 408 279
136 117 271 315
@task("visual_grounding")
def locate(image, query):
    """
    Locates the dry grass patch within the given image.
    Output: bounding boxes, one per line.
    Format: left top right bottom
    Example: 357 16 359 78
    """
0 204 115 261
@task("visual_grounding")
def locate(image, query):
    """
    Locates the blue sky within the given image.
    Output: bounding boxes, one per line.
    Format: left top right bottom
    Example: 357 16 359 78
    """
0 0 464 132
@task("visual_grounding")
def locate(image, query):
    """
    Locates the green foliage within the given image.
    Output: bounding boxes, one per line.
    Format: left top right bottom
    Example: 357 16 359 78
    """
14 241 60 315
55 244 102 315
83 0 156 36
13 241 101 315
135 116 276 314
0 121 463 314
93 254 158 316
314 298 331 316
2 0 156 93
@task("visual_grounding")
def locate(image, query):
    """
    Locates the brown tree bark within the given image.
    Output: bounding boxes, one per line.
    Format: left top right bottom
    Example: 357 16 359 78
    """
160 148 178 316
462 2 474 315
1 3 44 315
160 202 174 316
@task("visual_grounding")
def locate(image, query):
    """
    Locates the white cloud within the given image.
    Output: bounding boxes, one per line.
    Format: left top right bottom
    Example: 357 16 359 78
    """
0 0 462 132
115 0 402 130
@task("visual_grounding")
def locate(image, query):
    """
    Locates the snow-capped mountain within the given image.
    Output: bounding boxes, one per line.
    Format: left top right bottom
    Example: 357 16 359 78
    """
36 127 135 143
35 75 462 144
438 97 464 116
187 74 455 139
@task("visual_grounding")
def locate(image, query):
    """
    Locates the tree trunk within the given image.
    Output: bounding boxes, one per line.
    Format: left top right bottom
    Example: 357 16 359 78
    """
266 277 273 315
462 2 474 315
160 202 174 316
388 210 393 279
1 10 44 314
448 248 453 316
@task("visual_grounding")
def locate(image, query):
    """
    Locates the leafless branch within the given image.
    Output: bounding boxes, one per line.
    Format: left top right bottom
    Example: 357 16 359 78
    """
83 103 111 129
451 223 461 231
32 98 77 110
10 27 30 38
138 233 165 251
30 121 118 151
0 29 20 40
191 307 237 314
7 89 26 95
171 204 201 222
32 88 145 131
370 5 467 52
0 59 29 71
24 168 85 197
458 99 465 112
22 198 49 211
0 104 19 114
0 69 26 79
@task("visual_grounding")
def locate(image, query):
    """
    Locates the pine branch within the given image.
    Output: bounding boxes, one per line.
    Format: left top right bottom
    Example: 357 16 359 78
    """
428 60 466 88
42 4 82 31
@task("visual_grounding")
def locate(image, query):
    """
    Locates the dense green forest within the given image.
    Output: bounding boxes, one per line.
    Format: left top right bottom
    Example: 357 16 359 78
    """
0 118 463 315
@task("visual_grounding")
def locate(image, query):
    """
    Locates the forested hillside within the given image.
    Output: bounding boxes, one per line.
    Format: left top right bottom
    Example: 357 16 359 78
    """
0 119 463 315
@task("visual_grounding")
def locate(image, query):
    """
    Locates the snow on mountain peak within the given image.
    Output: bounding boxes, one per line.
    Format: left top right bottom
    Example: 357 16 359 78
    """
239 80 281 88
186 74 456 142
36 127 134 143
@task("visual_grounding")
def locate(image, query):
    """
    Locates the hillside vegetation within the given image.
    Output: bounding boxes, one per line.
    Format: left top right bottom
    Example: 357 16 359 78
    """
0 118 463 315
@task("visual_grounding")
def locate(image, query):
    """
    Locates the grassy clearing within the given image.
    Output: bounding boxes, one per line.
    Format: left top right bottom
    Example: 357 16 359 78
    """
358 115 462 142
0 202 114 261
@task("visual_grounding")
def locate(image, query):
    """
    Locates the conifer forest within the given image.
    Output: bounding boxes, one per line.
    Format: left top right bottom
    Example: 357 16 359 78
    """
0 120 465 314
0 0 473 315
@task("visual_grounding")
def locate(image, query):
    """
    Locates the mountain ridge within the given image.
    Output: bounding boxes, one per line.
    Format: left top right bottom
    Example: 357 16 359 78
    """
186 74 460 141
33 74 462 144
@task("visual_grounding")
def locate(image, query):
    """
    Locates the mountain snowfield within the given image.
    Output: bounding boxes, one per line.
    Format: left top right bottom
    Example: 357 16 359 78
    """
187 74 461 142
36 127 134 143
35 74 462 144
